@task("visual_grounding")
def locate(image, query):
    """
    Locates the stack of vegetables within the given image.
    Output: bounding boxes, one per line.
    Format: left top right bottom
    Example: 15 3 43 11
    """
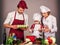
44 37 56 45
5 33 14 45
36 37 56 45
5 33 22 45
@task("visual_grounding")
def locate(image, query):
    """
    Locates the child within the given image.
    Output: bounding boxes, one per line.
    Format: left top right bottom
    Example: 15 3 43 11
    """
30 13 42 38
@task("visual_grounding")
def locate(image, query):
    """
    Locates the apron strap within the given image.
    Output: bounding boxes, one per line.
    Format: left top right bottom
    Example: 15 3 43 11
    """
41 16 45 40
41 16 44 27
14 12 16 19
22 14 25 24
14 12 25 24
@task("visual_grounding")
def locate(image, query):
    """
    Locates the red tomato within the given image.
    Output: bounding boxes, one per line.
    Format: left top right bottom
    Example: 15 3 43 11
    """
48 39 53 44
47 37 53 44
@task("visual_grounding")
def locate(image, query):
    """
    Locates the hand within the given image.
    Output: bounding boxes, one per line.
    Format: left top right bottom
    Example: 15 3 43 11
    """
20 27 28 30
44 28 50 32
29 29 33 33
20 26 29 30
11 25 17 29
44 27 50 32
44 25 50 32
38 29 42 32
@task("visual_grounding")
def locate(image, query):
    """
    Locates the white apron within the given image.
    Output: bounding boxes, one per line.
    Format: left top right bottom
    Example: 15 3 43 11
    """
32 24 42 38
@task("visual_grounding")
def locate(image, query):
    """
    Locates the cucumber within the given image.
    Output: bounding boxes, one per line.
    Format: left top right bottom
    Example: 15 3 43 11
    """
17 25 28 28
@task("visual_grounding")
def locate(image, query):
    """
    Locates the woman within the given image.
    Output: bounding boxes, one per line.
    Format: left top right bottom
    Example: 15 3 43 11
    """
40 5 57 39
3 0 28 41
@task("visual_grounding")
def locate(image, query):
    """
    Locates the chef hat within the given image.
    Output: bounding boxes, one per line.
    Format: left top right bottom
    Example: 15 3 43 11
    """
40 5 50 13
33 13 41 21
17 0 28 9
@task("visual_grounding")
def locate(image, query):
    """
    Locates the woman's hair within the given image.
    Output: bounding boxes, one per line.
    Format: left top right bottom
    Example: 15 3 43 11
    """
47 11 50 15
40 11 50 16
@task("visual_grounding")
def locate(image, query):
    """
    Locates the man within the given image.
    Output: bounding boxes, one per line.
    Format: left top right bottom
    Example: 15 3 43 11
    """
3 0 28 41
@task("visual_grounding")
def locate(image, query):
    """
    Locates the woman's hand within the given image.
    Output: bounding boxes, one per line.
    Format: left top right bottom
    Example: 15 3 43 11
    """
44 25 50 32
44 28 50 32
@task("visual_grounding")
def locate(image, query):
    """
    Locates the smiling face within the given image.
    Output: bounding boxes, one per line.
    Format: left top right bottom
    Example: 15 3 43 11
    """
42 12 48 18
17 7 25 14
41 12 50 18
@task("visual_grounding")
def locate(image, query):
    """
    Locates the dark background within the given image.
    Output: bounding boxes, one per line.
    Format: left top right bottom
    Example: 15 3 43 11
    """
0 0 3 44
56 0 60 45
0 0 60 45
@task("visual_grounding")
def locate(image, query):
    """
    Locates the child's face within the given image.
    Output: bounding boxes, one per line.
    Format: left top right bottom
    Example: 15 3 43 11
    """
34 20 40 24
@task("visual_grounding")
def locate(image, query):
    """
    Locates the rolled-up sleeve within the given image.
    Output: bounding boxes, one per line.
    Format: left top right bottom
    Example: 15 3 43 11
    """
50 17 57 33
4 13 12 24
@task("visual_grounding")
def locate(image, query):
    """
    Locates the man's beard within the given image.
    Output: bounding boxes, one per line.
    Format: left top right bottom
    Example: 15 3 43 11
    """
18 11 23 14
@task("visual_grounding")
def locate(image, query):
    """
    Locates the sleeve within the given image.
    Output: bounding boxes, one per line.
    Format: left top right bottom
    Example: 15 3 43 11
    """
4 13 12 24
24 14 28 26
30 24 35 29
50 17 57 33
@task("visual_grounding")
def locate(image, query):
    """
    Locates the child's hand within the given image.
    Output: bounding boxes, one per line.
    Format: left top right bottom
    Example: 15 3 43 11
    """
29 29 33 33
38 29 42 32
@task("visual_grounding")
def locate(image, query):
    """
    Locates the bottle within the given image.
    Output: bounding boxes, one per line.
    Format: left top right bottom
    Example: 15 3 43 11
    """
12 33 17 45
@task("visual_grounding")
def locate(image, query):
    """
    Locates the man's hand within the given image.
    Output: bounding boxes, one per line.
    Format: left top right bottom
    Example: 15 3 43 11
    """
20 26 29 30
3 24 18 29
11 25 18 29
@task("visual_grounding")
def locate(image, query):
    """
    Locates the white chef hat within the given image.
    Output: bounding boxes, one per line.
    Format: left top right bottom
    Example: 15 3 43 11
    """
33 13 41 21
40 5 50 13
